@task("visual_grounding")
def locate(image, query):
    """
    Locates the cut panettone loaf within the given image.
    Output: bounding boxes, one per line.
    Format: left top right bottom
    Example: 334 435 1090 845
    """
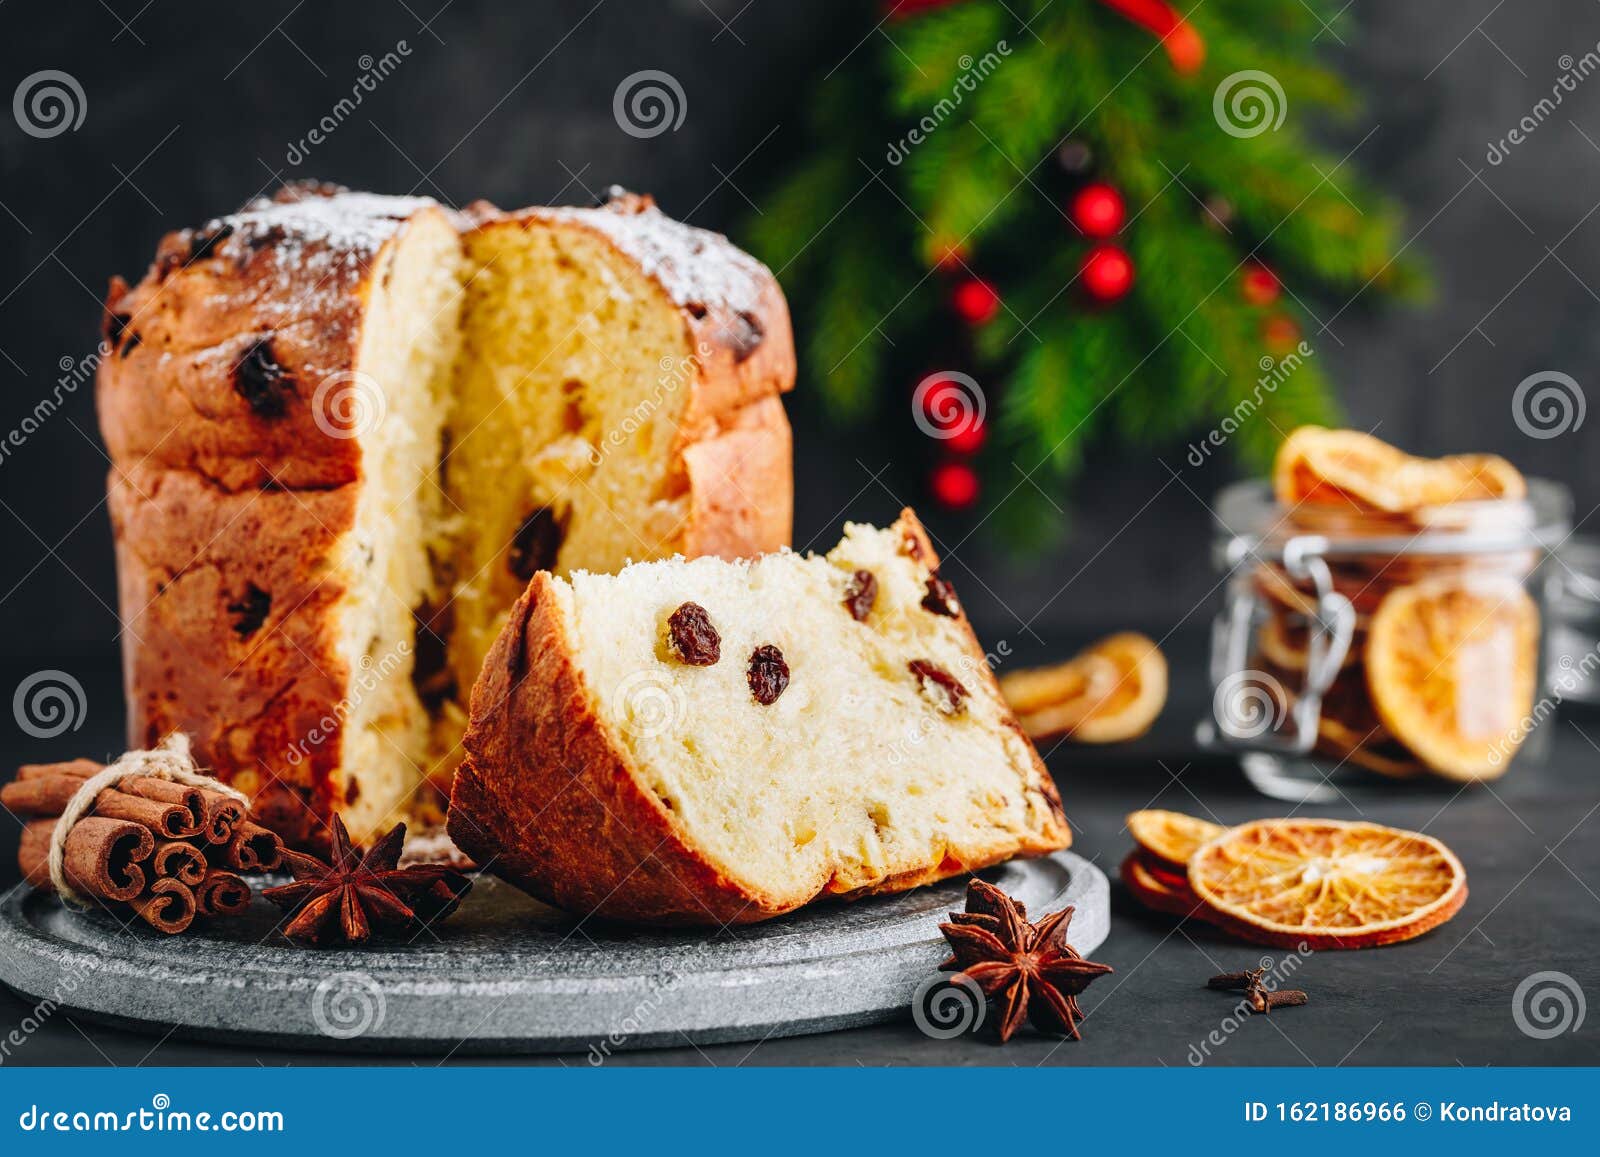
97 184 794 847
448 509 1071 925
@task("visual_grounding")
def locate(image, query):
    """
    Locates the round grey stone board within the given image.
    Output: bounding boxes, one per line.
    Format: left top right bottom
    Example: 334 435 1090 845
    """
0 851 1107 1054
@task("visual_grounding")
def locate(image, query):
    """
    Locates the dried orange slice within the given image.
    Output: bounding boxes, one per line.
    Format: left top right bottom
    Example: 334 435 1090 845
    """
1256 612 1360 673
1000 653 1117 717
1253 562 1387 618
1121 850 1206 920
1126 809 1225 870
1284 501 1419 537
1274 428 1528 516
1001 632 1167 743
1366 577 1538 781
1274 426 1420 512
1188 818 1467 949
1416 454 1526 506
1256 613 1310 672
1315 717 1426 780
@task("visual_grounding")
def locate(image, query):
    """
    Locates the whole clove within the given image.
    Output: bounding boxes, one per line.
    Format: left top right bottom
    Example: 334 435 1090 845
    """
1206 967 1308 1015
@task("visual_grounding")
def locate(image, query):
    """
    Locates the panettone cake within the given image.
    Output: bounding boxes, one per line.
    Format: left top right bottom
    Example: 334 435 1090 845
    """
97 184 794 846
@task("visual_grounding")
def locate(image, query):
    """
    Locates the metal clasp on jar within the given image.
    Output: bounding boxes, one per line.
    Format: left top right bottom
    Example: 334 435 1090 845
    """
1197 534 1356 755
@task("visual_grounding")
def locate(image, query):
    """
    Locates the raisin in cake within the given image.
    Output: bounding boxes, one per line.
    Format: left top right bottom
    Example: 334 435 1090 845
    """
448 509 1071 925
97 184 794 846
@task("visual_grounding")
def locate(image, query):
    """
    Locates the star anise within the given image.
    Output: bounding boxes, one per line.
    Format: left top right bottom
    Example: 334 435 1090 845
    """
262 817 472 946
939 878 1113 1042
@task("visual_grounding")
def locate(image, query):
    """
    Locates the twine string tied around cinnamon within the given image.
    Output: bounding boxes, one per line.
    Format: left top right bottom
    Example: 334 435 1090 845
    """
47 733 248 907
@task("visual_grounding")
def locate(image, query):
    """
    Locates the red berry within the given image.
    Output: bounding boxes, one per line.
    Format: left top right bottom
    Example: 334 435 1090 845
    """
1263 315 1301 352
928 235 969 270
944 416 987 455
930 461 980 509
1070 183 1126 238
1081 244 1134 302
951 278 1001 326
1242 263 1281 306
916 374 987 448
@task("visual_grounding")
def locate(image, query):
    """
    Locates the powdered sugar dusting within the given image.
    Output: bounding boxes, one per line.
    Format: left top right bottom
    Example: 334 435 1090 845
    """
192 191 440 320
221 191 439 254
540 201 769 314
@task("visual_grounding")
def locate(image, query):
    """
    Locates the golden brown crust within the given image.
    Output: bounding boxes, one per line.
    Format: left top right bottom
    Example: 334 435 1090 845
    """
680 394 793 560
98 198 445 491
95 190 437 845
107 462 353 847
448 509 1070 926
448 574 775 925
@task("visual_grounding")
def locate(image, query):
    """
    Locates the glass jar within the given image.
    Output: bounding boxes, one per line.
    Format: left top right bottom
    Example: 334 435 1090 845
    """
1547 535 1600 704
1198 478 1572 802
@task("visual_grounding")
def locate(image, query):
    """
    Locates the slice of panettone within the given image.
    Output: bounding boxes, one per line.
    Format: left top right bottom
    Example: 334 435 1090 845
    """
447 508 1070 925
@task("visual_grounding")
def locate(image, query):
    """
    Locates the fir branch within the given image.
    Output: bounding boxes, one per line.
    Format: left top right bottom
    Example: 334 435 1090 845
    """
886 2 1011 109
746 0 1425 529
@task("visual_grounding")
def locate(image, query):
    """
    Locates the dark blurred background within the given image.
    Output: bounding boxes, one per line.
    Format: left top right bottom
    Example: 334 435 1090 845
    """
1 0 1598 684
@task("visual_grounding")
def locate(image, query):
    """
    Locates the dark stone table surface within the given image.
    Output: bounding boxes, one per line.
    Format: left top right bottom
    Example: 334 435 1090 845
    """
2 640 1596 1067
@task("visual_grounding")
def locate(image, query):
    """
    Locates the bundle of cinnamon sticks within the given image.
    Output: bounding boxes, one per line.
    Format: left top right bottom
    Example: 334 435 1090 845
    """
3 758 283 935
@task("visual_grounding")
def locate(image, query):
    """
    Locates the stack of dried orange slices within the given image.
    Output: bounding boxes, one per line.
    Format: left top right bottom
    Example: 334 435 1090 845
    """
1255 427 1540 783
999 633 1167 744
1119 809 1468 949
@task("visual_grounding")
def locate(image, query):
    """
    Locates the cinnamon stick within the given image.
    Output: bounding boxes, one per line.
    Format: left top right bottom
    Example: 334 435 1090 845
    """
17 820 54 888
195 790 246 846
15 758 100 781
194 870 252 918
131 878 195 935
87 788 199 839
12 758 248 839
1 775 199 839
221 820 284 872
118 776 207 834
1 775 85 816
152 840 207 886
18 816 156 903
